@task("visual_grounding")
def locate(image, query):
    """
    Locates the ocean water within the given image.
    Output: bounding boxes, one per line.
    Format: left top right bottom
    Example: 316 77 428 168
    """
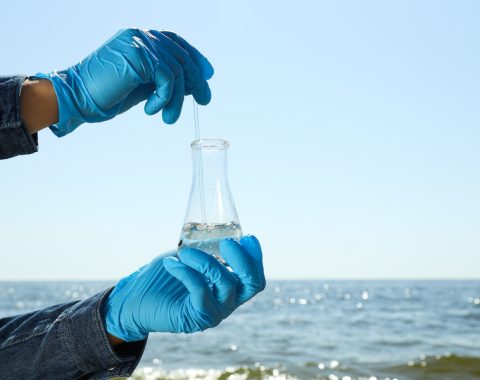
1 280 479 380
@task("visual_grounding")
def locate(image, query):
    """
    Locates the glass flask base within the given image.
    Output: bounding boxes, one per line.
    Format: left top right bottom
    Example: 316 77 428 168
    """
178 221 242 258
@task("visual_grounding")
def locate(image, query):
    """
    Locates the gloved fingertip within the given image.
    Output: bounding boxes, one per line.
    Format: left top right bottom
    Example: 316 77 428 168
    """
240 235 263 262
202 63 214 81
144 104 158 116
177 247 195 263
219 239 245 267
163 256 181 270
163 259 190 285
192 83 212 106
240 234 259 245
219 237 239 251
195 55 214 80
144 95 167 116
162 107 180 125
164 256 179 262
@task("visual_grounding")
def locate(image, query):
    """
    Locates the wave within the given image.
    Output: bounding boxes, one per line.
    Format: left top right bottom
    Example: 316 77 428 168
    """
127 365 297 380
382 354 480 380
128 355 480 380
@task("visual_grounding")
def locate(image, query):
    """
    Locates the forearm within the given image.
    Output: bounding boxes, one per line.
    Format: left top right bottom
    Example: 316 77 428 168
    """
0 289 145 379
20 78 58 134
108 333 125 347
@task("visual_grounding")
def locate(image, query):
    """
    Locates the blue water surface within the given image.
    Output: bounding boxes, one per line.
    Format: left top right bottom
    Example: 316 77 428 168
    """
1 280 479 379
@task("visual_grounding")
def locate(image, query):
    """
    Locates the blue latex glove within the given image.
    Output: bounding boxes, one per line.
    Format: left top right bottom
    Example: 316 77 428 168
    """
103 235 266 342
34 28 214 137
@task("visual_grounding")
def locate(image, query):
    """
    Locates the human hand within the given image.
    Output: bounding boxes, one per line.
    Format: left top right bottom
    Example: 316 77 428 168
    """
103 235 266 342
34 28 214 137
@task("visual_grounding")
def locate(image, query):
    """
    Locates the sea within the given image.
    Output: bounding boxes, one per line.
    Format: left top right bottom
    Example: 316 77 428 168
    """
1 280 479 380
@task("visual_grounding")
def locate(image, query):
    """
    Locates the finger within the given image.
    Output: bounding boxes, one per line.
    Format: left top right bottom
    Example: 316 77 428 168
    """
178 248 236 313
220 238 266 305
240 235 266 291
179 56 211 105
240 235 263 262
163 257 219 315
162 73 184 124
161 31 214 80
150 30 212 105
160 57 185 124
192 81 212 106
144 61 175 115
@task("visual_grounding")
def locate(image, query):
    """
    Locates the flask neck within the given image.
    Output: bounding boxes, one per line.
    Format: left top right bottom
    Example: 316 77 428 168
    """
192 147 228 187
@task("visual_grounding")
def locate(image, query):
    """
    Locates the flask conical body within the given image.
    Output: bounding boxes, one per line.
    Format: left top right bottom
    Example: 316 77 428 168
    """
178 139 242 258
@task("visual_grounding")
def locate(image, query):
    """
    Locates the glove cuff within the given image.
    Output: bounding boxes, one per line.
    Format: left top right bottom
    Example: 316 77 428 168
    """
32 70 86 137
102 287 149 342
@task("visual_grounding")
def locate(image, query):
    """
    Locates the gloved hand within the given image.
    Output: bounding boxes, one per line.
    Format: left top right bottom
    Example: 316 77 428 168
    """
34 28 214 137
103 235 266 342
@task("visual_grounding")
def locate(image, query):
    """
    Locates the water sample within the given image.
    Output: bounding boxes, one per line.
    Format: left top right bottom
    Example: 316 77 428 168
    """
179 222 242 257
178 138 242 258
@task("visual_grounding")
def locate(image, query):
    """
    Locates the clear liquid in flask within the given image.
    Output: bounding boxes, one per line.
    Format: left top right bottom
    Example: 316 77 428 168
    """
178 221 242 258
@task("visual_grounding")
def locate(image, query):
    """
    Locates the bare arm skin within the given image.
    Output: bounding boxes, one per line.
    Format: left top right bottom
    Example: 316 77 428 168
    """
107 334 124 347
20 79 58 134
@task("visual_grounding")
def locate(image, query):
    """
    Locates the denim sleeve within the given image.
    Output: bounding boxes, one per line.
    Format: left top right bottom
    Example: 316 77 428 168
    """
0 76 38 160
0 288 146 379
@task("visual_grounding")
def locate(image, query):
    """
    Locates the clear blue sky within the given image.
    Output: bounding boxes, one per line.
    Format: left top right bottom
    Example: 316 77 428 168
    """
1 0 479 280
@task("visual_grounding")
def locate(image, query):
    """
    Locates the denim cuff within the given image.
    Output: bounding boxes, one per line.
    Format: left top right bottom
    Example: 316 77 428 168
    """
58 288 146 379
0 76 38 159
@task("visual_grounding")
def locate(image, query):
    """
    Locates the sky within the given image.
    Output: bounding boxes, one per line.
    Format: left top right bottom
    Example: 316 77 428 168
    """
1 0 479 280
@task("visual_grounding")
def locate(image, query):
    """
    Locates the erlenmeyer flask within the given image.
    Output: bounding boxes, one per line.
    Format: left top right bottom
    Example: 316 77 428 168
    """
178 138 242 258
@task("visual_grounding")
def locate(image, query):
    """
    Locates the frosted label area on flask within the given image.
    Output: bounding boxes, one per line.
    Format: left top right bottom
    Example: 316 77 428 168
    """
178 222 242 257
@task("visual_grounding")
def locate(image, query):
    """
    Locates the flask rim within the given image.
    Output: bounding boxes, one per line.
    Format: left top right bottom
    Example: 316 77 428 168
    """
191 138 229 150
